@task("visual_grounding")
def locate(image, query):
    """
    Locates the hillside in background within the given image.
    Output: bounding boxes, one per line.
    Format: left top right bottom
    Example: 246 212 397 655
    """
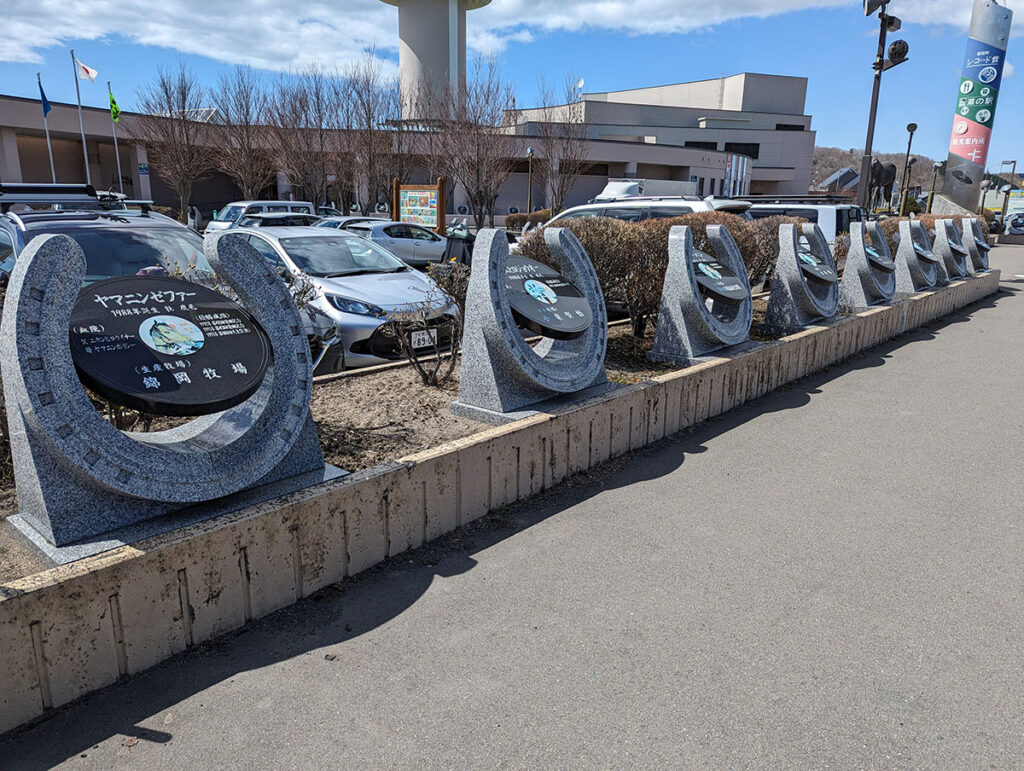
812 146 940 190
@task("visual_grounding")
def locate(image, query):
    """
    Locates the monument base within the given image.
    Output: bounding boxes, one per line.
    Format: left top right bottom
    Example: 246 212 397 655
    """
647 340 761 367
8 464 348 566
451 381 624 425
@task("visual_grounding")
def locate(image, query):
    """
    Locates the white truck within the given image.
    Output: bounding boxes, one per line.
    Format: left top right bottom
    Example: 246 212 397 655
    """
594 178 697 202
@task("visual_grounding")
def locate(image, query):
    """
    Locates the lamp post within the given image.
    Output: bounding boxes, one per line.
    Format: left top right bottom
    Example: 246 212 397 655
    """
927 161 942 213
999 160 1017 219
526 146 534 215
897 122 917 214
980 178 992 211
857 0 910 211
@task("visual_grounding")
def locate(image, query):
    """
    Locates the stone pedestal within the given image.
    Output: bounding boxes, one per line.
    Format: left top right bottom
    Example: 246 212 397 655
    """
838 220 896 312
765 223 838 331
1 234 335 564
965 218 991 271
451 228 610 424
932 219 969 281
649 224 752 365
894 219 939 295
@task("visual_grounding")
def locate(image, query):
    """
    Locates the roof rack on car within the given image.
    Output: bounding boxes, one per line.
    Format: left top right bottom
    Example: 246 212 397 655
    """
0 183 133 213
592 195 705 203
122 199 154 213
743 194 856 204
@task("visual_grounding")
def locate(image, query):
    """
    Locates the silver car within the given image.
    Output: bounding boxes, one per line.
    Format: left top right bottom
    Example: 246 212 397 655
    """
314 215 385 231
343 220 447 268
224 226 459 369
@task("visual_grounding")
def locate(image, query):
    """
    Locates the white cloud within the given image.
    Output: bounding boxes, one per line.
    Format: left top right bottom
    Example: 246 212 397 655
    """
1004 60 1016 78
1 0 1020 70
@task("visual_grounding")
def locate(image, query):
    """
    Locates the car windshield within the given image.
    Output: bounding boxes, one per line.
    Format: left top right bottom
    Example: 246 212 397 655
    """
278 235 405 276
25 223 212 282
216 205 244 221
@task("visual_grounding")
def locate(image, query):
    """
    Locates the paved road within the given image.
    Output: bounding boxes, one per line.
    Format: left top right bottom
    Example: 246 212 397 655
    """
4 249 1023 769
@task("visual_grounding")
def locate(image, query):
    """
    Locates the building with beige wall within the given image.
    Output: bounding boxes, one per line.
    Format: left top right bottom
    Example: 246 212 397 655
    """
508 73 816 198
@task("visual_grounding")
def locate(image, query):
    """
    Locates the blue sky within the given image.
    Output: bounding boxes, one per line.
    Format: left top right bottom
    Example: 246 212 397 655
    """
1 0 1020 165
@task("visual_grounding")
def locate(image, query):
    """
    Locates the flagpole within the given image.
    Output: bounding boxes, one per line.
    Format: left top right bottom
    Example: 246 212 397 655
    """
70 48 92 186
37 72 56 183
107 81 124 193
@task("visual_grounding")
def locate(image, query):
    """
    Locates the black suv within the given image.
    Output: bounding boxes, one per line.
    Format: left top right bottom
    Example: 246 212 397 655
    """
0 183 343 374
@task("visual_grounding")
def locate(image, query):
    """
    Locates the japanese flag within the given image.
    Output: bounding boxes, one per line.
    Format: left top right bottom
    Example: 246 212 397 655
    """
75 57 98 82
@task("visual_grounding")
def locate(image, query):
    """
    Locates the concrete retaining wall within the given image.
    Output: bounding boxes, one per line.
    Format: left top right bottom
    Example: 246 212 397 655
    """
0 270 1001 736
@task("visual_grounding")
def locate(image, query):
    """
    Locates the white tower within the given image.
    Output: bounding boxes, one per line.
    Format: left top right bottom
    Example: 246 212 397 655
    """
379 0 492 119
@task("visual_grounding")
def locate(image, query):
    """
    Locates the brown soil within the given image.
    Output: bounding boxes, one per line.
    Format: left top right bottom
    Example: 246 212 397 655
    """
1 329 684 583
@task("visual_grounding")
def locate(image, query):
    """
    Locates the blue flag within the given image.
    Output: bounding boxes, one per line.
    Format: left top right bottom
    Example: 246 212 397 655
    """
38 81 51 117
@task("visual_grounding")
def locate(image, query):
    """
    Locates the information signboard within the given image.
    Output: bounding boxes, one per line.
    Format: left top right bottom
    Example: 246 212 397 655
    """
392 177 448 235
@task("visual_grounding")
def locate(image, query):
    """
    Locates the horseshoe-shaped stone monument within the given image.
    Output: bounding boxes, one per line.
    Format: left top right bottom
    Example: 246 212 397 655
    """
2 234 337 564
894 219 939 294
649 224 752 364
932 219 969 281
451 228 610 424
765 223 838 330
838 220 896 311
963 218 991 272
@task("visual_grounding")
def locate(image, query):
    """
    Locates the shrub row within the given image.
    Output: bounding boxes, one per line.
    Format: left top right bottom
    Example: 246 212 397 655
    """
505 209 552 230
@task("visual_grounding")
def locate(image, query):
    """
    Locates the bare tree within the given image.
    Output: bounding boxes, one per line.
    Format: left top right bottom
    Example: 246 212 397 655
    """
131 62 214 220
535 75 592 215
340 49 418 217
423 55 517 229
344 50 395 215
211 66 275 200
265 64 333 206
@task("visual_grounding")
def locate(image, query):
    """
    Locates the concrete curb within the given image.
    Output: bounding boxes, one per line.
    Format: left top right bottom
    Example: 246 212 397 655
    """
0 270 1001 736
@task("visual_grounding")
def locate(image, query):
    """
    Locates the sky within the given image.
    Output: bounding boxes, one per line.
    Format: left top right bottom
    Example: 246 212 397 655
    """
1 0 1021 166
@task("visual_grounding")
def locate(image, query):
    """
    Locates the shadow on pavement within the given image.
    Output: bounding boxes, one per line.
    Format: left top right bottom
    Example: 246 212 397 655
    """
0 288 1013 768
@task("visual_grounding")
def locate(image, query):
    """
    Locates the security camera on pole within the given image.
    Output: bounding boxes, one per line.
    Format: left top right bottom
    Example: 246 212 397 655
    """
857 0 911 213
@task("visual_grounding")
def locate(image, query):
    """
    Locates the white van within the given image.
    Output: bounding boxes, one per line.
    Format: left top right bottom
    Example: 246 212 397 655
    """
205 200 316 234
744 203 864 246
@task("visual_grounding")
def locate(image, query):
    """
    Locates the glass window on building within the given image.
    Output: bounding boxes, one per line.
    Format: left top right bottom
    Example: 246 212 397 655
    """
724 143 760 159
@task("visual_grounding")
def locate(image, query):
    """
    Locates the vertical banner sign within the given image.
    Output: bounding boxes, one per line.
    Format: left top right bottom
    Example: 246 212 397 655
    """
942 0 1013 210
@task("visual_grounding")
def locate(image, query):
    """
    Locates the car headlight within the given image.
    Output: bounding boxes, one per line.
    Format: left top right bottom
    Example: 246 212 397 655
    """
325 294 385 317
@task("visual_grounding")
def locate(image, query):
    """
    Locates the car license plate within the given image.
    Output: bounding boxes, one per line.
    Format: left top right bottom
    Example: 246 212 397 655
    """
410 329 437 349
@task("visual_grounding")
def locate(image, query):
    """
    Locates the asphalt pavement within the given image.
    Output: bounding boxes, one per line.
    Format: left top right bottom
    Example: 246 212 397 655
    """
2 247 1023 769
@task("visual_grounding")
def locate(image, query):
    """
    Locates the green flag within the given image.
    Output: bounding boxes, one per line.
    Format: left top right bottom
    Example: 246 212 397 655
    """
109 91 121 123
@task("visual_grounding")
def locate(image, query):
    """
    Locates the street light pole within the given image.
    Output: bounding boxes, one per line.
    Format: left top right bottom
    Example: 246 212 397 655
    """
856 1 909 212
898 122 917 215
526 146 534 215
857 7 890 212
927 161 942 213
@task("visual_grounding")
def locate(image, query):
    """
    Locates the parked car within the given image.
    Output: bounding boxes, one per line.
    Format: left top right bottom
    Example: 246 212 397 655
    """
314 215 385 231
224 226 459 369
745 203 864 246
236 212 322 228
204 200 316 234
545 196 752 226
0 184 342 375
342 220 448 269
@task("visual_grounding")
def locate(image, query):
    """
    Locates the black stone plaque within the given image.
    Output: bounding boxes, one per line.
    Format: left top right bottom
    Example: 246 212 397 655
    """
796 238 836 284
504 257 593 340
693 252 746 304
864 244 896 272
912 240 940 264
69 276 272 416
